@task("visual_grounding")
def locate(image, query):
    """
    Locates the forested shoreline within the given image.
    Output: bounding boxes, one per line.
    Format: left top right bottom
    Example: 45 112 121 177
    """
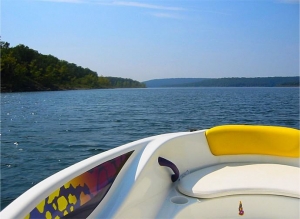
0 42 145 92
144 77 299 88
1 41 298 92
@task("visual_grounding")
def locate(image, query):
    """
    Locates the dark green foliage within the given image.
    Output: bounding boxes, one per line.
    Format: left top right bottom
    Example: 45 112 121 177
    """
0 42 145 92
106 77 146 88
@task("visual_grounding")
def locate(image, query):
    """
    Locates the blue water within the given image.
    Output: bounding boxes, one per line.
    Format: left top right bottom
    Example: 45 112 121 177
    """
1 87 299 209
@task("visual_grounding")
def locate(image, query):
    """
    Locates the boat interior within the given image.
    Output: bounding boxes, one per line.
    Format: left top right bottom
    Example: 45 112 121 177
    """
1 125 299 219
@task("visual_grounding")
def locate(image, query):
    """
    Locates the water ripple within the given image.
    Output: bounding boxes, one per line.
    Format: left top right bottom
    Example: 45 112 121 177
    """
1 87 299 210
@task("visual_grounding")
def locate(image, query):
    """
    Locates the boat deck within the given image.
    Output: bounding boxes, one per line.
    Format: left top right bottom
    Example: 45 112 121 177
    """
1 125 299 219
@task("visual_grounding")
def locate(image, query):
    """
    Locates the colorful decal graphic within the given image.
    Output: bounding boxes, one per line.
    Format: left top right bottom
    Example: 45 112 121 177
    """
238 201 244 216
25 151 133 219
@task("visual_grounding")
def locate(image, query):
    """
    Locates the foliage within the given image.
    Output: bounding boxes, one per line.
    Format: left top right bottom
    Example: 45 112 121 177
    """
1 42 145 92
190 77 300 87
144 77 299 88
107 77 146 88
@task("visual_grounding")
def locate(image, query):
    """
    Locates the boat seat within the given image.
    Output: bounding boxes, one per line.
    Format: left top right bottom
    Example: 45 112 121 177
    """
177 163 300 199
205 125 300 157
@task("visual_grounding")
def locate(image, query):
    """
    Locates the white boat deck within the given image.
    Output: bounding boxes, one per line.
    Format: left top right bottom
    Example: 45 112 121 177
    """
1 125 299 219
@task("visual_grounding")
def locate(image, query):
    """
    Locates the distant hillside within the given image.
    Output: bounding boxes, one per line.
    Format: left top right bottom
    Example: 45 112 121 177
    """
144 77 299 87
144 78 208 88
1 41 145 92
190 77 299 87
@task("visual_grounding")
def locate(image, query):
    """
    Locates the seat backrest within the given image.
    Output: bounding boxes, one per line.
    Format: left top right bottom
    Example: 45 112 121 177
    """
205 125 299 158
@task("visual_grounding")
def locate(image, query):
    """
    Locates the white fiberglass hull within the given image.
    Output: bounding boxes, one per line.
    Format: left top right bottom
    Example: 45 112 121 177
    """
1 125 299 219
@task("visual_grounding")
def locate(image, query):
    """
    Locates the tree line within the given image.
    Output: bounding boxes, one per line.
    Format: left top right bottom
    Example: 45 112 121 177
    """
183 77 300 87
0 41 146 92
145 77 299 87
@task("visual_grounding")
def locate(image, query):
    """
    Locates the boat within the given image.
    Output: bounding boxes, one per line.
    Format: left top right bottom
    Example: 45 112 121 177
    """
1 125 299 218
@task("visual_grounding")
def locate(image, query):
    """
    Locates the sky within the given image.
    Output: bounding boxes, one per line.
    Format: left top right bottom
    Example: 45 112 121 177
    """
1 0 299 82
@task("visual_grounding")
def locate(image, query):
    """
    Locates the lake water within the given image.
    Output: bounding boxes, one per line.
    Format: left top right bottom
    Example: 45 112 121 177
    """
1 87 299 210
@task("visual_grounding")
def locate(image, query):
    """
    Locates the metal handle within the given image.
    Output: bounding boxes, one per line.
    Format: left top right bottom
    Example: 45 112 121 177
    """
158 157 179 182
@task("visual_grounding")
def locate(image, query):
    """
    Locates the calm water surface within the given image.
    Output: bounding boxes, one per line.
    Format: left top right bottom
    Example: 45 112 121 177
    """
1 87 299 209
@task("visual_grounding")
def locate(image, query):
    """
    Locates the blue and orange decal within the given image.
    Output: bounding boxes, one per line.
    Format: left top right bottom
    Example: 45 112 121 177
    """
26 151 133 219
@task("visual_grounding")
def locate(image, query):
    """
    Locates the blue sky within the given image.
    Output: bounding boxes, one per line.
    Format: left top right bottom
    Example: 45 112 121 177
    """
2 0 299 81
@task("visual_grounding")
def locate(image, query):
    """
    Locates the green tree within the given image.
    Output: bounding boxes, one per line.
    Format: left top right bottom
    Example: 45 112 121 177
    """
1 42 146 92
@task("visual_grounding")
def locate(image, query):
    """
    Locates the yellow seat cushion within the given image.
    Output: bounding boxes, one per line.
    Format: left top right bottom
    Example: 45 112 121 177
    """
205 125 299 157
